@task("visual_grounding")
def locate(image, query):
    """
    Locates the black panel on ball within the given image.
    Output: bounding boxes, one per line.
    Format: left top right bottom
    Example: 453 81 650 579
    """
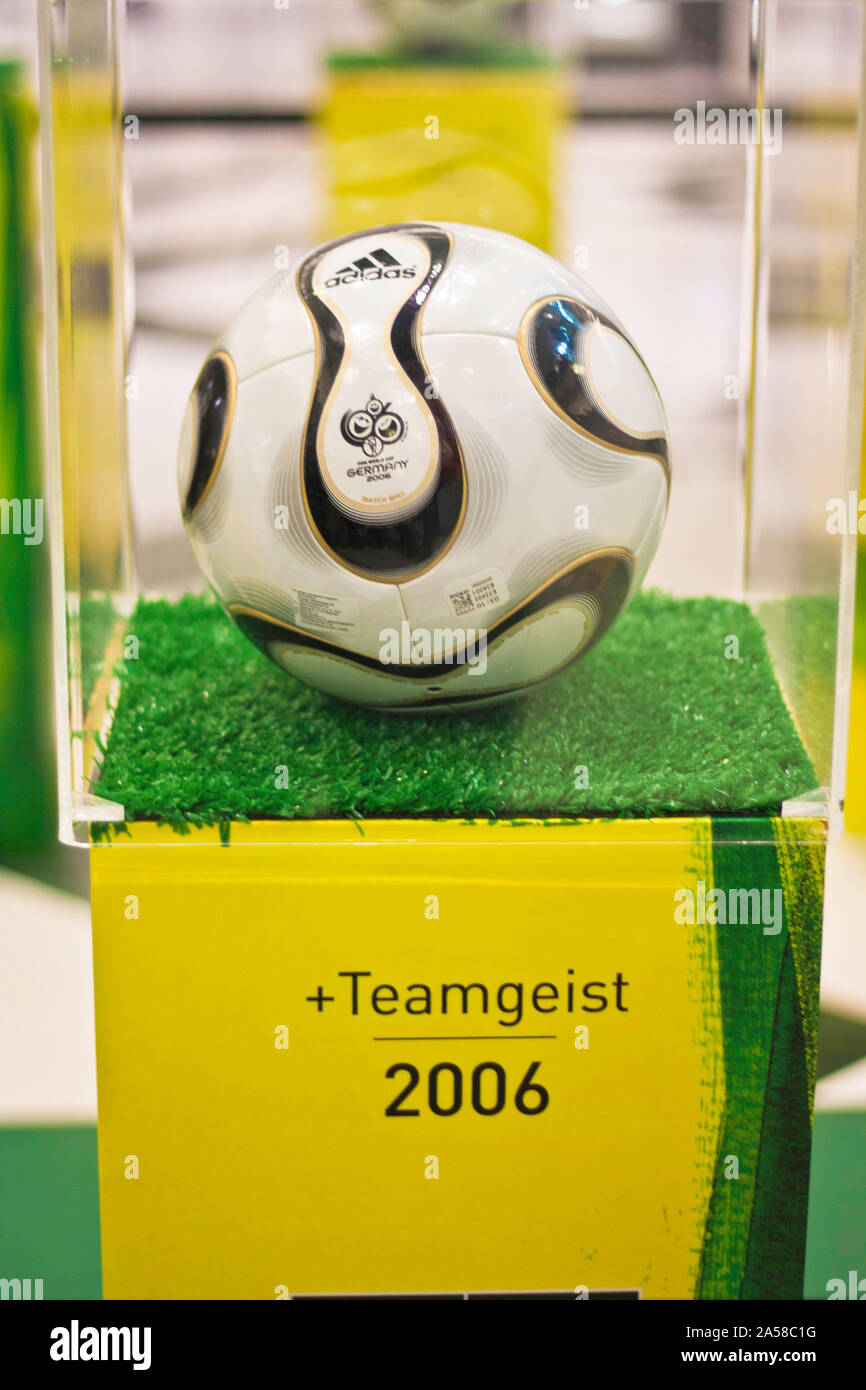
522 297 669 477
182 353 233 519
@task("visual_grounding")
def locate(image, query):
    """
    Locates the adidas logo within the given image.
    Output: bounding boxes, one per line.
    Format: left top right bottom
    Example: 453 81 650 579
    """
324 247 417 288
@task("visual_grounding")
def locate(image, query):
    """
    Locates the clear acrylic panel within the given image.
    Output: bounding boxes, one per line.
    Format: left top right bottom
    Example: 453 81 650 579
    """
37 0 864 844
39 0 133 838
743 1 864 818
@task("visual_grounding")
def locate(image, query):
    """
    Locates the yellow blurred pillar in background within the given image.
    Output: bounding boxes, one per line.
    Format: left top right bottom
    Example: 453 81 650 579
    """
321 52 564 253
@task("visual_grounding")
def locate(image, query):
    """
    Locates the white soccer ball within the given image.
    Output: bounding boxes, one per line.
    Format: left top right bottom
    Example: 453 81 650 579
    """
376 0 516 51
178 221 670 712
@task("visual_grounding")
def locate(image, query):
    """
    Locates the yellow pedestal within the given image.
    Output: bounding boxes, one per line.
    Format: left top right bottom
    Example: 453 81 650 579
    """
90 816 823 1300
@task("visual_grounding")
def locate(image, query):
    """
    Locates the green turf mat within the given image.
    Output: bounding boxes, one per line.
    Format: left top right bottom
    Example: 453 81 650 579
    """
93 589 817 828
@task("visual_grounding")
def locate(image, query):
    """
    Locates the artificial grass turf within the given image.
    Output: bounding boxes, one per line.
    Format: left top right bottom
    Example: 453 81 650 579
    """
92 589 818 829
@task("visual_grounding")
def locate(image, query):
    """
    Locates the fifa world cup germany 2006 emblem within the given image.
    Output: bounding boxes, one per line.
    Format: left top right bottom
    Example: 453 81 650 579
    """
340 393 408 457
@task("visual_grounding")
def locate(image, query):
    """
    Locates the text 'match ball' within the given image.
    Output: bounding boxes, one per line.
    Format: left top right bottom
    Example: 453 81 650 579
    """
178 222 670 712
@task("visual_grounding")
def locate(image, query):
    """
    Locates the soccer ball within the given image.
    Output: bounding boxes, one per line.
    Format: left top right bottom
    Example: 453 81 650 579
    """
178 222 670 713
376 1 516 52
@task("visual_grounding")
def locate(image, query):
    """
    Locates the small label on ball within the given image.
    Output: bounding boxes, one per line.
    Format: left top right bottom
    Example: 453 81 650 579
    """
446 569 510 619
293 588 360 635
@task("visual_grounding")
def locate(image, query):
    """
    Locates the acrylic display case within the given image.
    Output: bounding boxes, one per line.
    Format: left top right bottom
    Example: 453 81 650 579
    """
37 0 863 849
34 0 865 1300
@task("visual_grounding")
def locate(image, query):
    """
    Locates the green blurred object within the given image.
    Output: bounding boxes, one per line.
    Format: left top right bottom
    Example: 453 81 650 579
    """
80 594 117 713
0 59 52 848
805 1112 866 1300
0 1126 101 1300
